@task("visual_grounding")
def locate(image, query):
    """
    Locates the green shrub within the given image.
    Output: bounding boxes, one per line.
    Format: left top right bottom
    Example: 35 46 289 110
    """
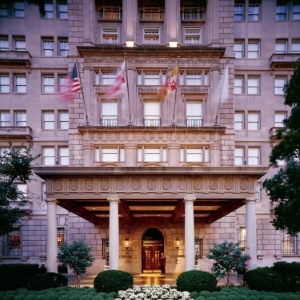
272 261 300 292
29 272 68 290
243 267 285 292
0 264 41 291
176 270 217 292
94 270 133 293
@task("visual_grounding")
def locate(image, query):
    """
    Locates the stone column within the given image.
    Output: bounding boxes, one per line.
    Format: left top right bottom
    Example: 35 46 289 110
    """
107 194 120 270
124 143 137 166
184 194 196 271
168 143 179 166
245 197 257 270
46 199 57 273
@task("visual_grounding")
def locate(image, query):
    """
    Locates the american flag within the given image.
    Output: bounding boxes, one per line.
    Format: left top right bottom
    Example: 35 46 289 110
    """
58 63 81 102
105 61 126 99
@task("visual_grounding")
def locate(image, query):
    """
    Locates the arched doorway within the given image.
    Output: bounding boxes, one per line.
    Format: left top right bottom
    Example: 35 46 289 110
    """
142 228 164 273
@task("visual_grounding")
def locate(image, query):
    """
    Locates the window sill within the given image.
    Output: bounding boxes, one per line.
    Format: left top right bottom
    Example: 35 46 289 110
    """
1 256 22 259
12 92 27 95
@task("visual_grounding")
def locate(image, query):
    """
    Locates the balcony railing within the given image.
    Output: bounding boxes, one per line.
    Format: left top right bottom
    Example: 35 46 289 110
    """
98 10 122 21
186 118 203 127
100 118 118 126
181 9 206 20
139 10 164 21
143 118 161 126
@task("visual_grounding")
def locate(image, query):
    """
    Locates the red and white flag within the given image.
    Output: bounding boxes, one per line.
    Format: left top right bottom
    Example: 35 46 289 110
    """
105 61 126 99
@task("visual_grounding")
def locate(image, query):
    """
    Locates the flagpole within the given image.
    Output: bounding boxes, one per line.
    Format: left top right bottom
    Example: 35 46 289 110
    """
172 62 179 125
124 58 132 125
76 60 89 125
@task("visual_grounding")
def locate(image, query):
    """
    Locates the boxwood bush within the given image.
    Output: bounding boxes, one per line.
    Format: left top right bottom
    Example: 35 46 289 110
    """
176 270 217 292
94 270 133 293
29 272 68 290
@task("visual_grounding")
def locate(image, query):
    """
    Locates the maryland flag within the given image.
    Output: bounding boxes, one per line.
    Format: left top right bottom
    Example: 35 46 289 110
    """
158 66 178 99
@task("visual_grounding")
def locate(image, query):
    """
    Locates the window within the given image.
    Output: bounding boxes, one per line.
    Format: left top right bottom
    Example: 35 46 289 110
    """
14 37 26 51
0 3 8 16
234 112 244 130
275 76 286 95
248 3 260 21
143 28 160 44
275 40 287 54
2 229 22 256
235 148 244 166
234 3 244 21
234 76 244 94
247 76 259 94
184 28 201 44
144 72 160 85
248 147 260 165
57 228 65 249
15 111 26 126
186 73 201 85
282 231 299 255
58 1 68 19
0 36 9 50
95 147 125 162
293 3 300 20
248 40 260 58
239 227 246 251
42 75 55 93
13 1 25 17
234 40 244 58
58 39 68 56
42 39 54 56
102 71 116 85
186 102 202 126
59 147 69 165
276 2 288 20
0 75 9 93
102 28 118 44
0 111 10 126
44 0 53 18
137 147 167 162
275 112 286 127
144 102 160 126
291 40 300 53
14 75 26 93
43 147 55 165
59 111 69 129
180 147 209 163
42 111 55 129
248 112 260 130
101 102 118 126
16 183 27 200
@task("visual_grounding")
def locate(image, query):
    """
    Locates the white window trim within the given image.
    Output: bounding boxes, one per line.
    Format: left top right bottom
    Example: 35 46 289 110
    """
42 111 55 130
95 147 125 163
143 28 160 44
180 147 209 163
137 146 167 163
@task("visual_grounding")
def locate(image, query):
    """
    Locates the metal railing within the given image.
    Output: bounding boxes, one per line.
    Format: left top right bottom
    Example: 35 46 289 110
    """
139 10 164 21
143 118 161 126
181 10 205 20
98 10 122 21
282 237 299 255
100 118 118 126
186 118 203 127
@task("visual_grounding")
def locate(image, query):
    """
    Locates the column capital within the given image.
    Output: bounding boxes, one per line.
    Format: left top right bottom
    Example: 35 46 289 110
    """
107 194 120 203
45 199 58 204
183 193 196 202
244 197 257 204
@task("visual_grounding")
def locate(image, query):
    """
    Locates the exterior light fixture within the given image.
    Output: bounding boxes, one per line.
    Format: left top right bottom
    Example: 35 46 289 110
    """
176 238 180 249
126 41 135 47
125 238 129 249
169 41 178 47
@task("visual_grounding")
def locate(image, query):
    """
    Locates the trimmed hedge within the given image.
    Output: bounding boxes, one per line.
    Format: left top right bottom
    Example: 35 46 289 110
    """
29 272 68 290
94 270 133 293
176 270 217 292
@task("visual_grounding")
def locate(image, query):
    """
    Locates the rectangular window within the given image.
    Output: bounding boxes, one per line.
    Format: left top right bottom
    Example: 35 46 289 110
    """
144 102 160 126
186 73 201 85
282 231 299 255
291 40 300 53
42 39 54 56
0 36 9 50
234 112 244 130
180 147 209 163
0 75 9 93
101 102 118 126
44 0 53 18
57 228 65 249
275 40 287 54
2 229 22 256
234 3 244 21
248 147 260 165
0 111 10 126
144 148 161 162
42 111 55 129
293 3 300 20
14 37 26 51
143 28 160 44
186 102 202 126
247 76 259 94
275 112 286 127
144 72 160 85
14 75 26 93
137 147 167 162
239 227 246 251
248 112 260 130
42 75 55 93
184 28 201 44
59 147 69 165
234 41 244 58
58 1 68 19
13 1 25 17
276 2 288 20
235 148 244 166
0 3 8 16
248 3 260 21
102 71 116 85
43 147 55 165
102 28 118 44
248 40 260 58
275 76 286 95
96 147 124 162
234 76 244 94
15 111 26 126
58 39 68 56
59 111 69 129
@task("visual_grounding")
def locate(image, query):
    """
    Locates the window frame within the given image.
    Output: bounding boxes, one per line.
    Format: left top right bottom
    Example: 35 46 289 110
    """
0 2 8 17
95 146 125 163
275 112 286 127
291 39 300 53
14 36 26 51
234 40 244 58
42 75 55 93
248 147 260 166
276 2 288 21
57 1 68 19
58 38 68 57
274 76 286 95
143 28 160 44
234 111 244 130
247 40 260 58
180 147 209 163
247 76 260 95
292 3 300 20
101 101 118 126
43 147 55 165
281 230 299 255
186 101 203 126
234 147 244 166
247 111 260 130
13 1 25 17
234 76 244 94
234 3 244 21
14 74 26 93
42 38 55 57
144 101 161 126
2 228 22 256
0 75 10 93
0 111 10 126
184 27 201 44
102 27 119 44
0 36 9 50
248 2 260 21
59 147 69 165
275 39 287 54
58 111 69 129
43 0 54 19
137 146 167 163
15 111 26 126
42 111 55 130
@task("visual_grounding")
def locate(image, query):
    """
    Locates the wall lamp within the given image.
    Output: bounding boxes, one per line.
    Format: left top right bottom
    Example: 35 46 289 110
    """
176 238 180 249
124 238 129 249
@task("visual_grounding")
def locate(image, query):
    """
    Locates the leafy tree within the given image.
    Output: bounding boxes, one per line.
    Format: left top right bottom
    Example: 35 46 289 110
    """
206 241 250 285
263 59 300 236
57 240 94 287
0 143 40 236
